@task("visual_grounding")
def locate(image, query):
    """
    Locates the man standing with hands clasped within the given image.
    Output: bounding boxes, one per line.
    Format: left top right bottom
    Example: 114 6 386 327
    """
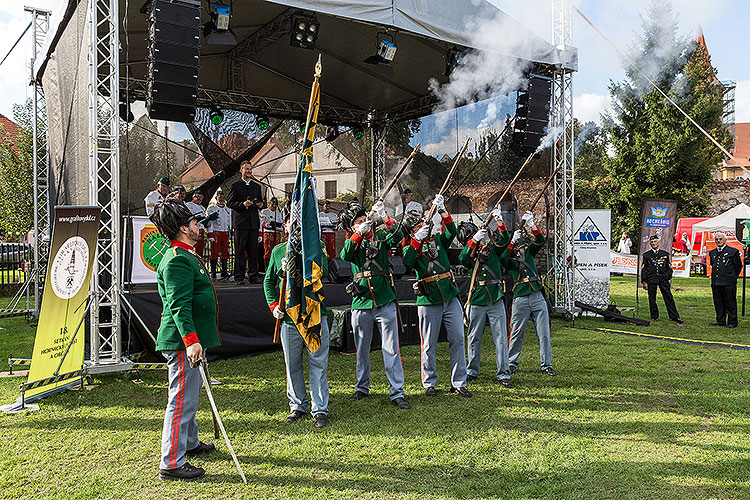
641 234 683 324
708 231 742 328
227 161 265 284
150 199 221 481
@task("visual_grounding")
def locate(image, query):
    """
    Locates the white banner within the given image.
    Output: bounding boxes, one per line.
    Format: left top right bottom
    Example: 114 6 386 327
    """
574 210 611 307
609 251 690 278
130 216 170 284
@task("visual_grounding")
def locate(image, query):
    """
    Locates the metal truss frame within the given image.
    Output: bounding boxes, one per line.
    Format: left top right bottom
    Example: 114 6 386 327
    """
88 0 128 373
551 0 576 316
26 7 52 318
371 124 387 197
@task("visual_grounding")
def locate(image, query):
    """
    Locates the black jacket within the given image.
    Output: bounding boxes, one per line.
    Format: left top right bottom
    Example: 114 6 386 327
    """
708 246 742 286
226 178 264 230
641 249 672 283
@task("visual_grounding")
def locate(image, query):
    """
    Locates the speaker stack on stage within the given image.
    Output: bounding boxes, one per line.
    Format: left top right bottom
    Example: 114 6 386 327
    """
511 75 552 156
146 0 201 123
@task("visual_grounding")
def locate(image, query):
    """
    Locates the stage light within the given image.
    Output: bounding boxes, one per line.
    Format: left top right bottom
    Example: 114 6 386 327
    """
210 106 224 125
203 1 236 45
290 12 320 49
351 126 365 140
256 113 270 130
445 46 464 76
364 33 397 74
325 125 340 142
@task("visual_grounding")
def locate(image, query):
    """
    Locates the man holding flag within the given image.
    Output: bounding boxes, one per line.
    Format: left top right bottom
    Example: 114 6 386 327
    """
263 55 331 429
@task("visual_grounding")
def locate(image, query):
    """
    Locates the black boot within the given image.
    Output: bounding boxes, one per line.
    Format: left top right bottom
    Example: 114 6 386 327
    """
220 259 229 279
210 259 218 279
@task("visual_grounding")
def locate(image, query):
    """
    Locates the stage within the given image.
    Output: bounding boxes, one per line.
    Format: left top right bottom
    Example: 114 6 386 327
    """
124 277 474 361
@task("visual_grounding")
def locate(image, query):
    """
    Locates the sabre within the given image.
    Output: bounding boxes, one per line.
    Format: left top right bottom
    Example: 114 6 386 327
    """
196 358 247 484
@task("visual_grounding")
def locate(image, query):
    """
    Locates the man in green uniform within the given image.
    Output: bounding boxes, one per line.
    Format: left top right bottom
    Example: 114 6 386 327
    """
339 201 410 409
402 194 471 397
500 211 556 377
458 209 512 386
150 199 221 481
264 217 331 428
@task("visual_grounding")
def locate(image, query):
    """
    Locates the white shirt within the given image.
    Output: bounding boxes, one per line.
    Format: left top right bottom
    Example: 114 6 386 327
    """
617 238 632 254
144 190 164 216
319 211 338 234
185 201 207 229
260 208 284 233
205 203 232 233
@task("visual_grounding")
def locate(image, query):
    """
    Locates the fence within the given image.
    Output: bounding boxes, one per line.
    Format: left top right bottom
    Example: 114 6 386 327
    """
0 243 33 297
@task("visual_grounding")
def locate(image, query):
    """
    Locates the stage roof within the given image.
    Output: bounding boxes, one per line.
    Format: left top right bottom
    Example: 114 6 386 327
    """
38 0 575 125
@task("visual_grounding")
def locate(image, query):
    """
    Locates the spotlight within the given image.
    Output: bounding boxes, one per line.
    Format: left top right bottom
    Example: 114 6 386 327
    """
325 125 340 142
363 33 397 74
203 1 236 45
445 46 464 77
351 126 365 140
290 12 320 49
209 106 224 125
256 113 270 131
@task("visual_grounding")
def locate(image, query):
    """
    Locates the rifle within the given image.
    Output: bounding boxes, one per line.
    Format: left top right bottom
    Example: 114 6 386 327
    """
516 165 561 233
378 144 421 203
422 137 471 234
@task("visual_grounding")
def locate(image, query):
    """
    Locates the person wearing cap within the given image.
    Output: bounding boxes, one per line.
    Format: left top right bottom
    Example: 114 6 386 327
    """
227 161 265 285
459 211 512 387
260 197 284 269
145 177 170 216
396 189 423 219
500 212 556 377
149 199 221 481
641 234 683 324
172 185 187 203
319 200 338 261
402 194 471 398
185 189 207 258
205 189 232 280
340 201 410 409
708 231 742 328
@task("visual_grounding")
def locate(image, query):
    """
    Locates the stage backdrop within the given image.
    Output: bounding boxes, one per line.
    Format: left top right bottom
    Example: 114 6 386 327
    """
574 209 610 307
130 216 169 284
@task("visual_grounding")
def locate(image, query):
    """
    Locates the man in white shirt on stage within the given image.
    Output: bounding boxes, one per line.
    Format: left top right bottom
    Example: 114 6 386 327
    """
260 197 284 269
206 189 232 280
145 177 170 216
319 200 338 261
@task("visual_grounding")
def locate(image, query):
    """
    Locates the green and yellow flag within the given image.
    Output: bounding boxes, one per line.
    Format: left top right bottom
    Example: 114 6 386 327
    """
285 55 325 353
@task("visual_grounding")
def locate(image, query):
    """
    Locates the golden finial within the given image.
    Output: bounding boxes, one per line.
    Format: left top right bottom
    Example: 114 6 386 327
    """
315 54 322 79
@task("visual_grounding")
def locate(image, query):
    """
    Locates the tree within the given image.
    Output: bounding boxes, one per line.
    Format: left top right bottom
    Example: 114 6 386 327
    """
0 99 36 240
573 119 610 209
602 0 731 238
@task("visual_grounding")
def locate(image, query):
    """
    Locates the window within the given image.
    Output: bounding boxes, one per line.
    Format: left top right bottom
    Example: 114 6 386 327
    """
324 180 337 200
284 183 295 196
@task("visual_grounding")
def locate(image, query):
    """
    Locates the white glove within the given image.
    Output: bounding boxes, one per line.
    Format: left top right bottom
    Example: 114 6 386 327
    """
208 237 216 243
355 220 372 235
491 208 503 221
414 225 430 241
372 201 387 218
521 211 535 227
511 230 523 245
272 306 284 319
281 257 288 272
432 194 445 211
472 228 488 244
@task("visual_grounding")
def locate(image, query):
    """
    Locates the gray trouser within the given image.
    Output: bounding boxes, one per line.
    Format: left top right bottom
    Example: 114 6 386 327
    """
508 290 552 370
417 296 467 388
160 349 202 470
281 317 330 416
467 299 510 380
351 301 405 400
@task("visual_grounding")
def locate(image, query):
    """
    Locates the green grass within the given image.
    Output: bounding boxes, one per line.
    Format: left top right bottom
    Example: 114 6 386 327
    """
1 278 749 500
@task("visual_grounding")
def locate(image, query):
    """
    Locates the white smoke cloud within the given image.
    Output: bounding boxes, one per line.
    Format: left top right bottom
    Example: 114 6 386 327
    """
421 119 508 158
574 93 610 124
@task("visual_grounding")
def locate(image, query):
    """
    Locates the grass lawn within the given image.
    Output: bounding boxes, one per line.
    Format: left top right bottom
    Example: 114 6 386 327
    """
0 276 749 500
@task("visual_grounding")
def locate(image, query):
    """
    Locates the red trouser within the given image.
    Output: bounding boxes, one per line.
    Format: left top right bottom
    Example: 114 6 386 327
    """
209 231 229 260
322 232 336 259
194 230 205 258
263 232 282 259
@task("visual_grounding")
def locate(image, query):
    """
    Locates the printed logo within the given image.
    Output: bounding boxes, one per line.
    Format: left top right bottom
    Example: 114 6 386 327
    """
650 204 669 218
140 225 169 272
50 236 89 299
574 216 607 242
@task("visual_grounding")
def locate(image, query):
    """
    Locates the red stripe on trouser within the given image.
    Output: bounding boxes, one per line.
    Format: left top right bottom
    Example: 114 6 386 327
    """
169 351 185 469
418 308 427 384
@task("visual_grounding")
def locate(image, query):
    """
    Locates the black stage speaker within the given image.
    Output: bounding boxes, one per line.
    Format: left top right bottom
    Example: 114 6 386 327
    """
511 75 552 156
147 0 201 122
328 258 353 284
389 256 406 279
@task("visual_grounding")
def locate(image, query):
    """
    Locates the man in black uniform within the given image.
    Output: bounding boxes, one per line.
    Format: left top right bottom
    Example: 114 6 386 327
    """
708 231 743 328
227 161 264 284
641 234 683 323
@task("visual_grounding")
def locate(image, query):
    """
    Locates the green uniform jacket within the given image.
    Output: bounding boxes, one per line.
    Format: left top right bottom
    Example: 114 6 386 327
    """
156 241 221 351
499 228 546 299
402 214 459 306
263 241 329 323
340 220 403 310
459 227 509 306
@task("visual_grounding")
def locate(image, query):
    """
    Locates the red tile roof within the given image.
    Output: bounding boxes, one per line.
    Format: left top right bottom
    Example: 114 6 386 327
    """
0 114 21 151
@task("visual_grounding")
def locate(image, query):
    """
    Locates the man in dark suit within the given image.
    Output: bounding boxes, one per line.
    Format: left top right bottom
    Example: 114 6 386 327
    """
708 231 743 328
227 161 264 284
641 234 683 323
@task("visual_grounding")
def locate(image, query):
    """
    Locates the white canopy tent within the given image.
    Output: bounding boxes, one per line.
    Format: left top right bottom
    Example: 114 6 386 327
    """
692 203 750 237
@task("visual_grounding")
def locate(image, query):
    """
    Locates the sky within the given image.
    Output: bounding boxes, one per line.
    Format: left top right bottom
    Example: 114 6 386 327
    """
0 0 748 157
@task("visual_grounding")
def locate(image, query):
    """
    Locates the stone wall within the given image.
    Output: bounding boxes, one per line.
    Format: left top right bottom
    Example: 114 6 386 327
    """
707 179 750 216
454 178 550 226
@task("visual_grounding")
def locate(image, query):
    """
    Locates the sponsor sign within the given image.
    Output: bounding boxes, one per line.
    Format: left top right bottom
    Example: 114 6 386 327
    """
637 199 677 282
610 251 690 277
130 216 170 283
574 210 610 307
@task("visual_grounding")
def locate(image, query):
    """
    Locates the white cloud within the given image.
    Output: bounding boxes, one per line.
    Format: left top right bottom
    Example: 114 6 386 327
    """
734 80 750 124
421 119 508 158
574 93 610 124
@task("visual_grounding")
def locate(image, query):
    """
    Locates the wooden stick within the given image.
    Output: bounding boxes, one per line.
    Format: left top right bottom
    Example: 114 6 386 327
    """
273 276 286 344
